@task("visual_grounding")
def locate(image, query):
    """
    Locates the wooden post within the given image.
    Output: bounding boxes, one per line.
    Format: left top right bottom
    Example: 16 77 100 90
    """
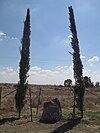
73 94 76 119
0 87 2 108
36 88 41 115
29 87 32 122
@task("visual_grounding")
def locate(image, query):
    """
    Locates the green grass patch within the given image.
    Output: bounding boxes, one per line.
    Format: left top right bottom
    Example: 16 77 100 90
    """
84 111 100 120
62 112 73 120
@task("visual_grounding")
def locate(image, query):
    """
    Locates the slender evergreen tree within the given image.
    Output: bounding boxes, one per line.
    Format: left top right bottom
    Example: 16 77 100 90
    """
68 6 85 118
15 8 31 119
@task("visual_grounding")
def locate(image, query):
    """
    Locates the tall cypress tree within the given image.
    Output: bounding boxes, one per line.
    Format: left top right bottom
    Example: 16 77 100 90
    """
68 6 85 118
15 8 31 119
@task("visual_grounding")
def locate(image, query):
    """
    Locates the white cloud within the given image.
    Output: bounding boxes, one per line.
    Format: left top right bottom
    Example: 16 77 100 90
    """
68 34 72 38
0 66 74 85
88 56 99 64
0 32 6 41
29 65 73 85
0 31 18 41
65 35 72 44
0 65 100 85
80 55 85 59
11 37 18 40
55 66 68 70
83 69 100 83
0 67 18 83
0 32 6 37
30 66 41 71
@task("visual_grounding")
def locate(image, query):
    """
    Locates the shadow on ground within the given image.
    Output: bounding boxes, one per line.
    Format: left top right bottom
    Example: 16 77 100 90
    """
0 117 18 125
38 119 60 124
51 117 81 133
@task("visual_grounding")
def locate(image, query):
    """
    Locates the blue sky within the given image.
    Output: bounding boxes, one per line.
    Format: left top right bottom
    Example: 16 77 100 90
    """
0 0 100 85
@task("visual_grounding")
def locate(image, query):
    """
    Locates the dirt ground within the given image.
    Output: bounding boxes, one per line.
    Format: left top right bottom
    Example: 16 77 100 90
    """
0 83 100 133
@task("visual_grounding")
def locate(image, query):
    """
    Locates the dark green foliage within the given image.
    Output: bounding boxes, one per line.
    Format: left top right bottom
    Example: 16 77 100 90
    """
15 8 30 118
68 6 85 118
64 79 72 87
83 76 93 88
83 76 89 88
95 82 100 87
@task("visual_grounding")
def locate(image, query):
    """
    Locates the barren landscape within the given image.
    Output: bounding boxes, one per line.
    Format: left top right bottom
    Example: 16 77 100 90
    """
0 1 100 133
0 83 100 133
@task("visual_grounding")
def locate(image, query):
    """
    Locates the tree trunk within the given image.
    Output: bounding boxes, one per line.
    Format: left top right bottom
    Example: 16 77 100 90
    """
18 110 21 119
0 88 2 108
29 87 32 122
68 6 84 119
72 90 76 122
80 97 84 118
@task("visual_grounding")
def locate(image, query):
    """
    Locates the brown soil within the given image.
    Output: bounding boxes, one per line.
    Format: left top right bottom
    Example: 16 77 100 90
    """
0 83 100 133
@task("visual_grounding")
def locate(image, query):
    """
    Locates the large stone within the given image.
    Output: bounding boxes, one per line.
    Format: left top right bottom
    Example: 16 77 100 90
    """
40 98 62 123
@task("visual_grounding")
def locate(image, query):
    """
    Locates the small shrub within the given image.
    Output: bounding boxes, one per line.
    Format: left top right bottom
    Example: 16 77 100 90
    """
62 112 73 120
81 118 89 125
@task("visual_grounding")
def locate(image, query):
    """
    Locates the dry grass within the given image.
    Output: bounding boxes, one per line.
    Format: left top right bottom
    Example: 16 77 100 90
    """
0 83 100 133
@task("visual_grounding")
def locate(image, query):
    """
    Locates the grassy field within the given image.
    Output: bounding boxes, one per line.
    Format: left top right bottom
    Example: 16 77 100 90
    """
0 83 100 133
